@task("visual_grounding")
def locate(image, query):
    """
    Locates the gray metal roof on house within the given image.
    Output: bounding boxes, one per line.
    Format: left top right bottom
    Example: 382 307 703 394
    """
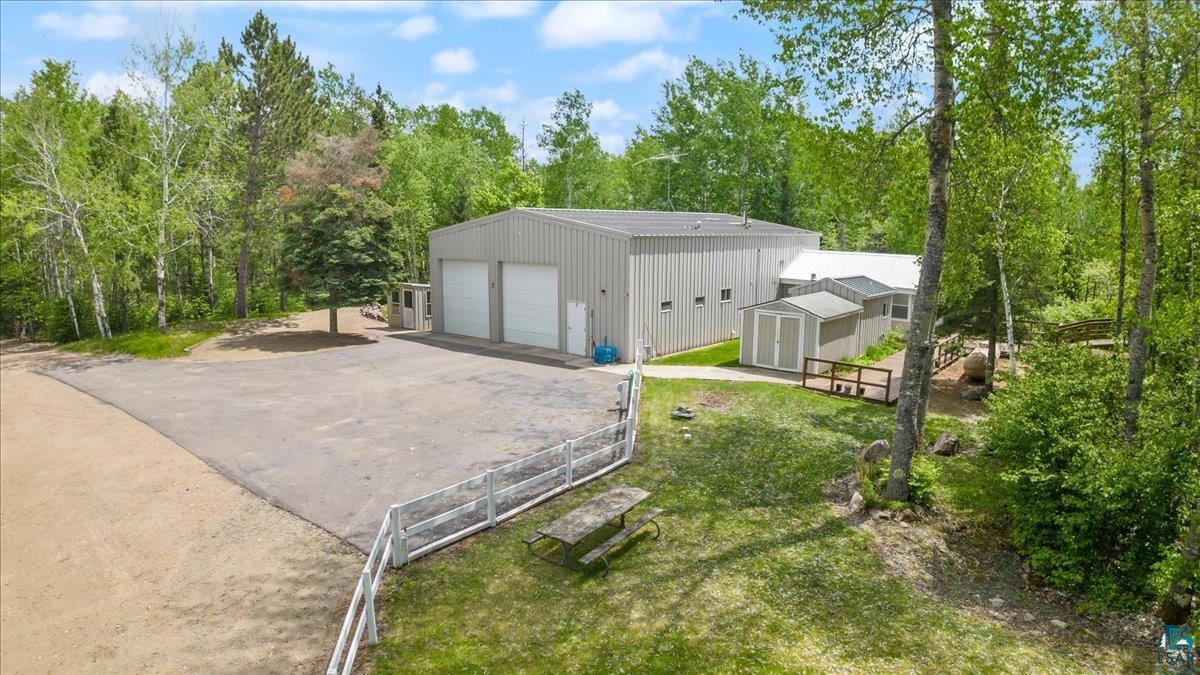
780 291 863 320
518 208 817 237
834 275 894 298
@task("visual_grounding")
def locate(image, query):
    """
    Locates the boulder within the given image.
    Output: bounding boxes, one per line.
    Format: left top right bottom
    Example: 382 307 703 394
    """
988 597 1005 608
848 491 865 514
858 439 891 463
962 349 988 382
931 432 960 456
960 385 988 401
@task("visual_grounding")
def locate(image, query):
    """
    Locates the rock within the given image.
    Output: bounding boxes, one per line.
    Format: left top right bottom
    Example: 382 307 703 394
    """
671 406 696 419
1050 619 1068 629
931 432 960 456
960 385 988 401
848 491 865 514
870 509 892 521
963 349 988 382
859 439 890 463
988 597 1005 608
1023 612 1036 622
683 433 693 442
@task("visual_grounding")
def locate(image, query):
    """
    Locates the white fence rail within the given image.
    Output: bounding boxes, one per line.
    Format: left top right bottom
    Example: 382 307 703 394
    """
326 341 647 674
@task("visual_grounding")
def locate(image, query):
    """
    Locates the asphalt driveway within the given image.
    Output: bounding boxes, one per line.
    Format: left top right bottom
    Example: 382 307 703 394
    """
50 334 621 550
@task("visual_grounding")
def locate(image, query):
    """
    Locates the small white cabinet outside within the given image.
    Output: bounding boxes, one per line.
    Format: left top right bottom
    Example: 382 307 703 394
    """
442 260 490 339
566 301 588 356
752 312 804 371
502 263 560 349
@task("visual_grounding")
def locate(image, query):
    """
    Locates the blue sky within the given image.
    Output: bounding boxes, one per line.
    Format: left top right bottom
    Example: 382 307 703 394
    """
0 0 1094 175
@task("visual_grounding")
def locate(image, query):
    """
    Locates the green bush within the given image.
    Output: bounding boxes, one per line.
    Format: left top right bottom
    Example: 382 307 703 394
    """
907 456 939 509
982 345 1197 611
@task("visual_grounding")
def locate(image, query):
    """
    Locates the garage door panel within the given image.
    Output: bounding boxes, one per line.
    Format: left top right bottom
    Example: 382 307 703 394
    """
443 260 489 339
503 263 559 349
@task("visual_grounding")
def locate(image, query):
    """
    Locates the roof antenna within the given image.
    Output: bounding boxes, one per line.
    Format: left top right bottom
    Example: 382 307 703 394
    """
741 205 749 228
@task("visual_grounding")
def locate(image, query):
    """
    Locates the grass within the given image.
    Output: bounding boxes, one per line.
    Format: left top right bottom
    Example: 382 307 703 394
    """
649 339 741 367
60 322 224 359
846 329 907 366
369 378 1147 673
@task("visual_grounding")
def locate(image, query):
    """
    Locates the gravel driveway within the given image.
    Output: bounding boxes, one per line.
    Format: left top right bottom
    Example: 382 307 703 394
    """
51 334 621 549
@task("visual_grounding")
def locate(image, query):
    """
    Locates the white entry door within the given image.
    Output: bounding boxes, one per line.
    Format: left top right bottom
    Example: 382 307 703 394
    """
566 301 587 356
753 312 804 371
502 263 559 349
442 260 490 339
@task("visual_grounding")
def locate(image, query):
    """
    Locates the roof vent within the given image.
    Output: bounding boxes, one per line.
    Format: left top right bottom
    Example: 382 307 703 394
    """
741 206 749 228
810 273 817 280
693 220 702 230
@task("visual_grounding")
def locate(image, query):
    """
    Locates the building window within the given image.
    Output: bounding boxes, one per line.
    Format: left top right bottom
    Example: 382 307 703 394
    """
403 290 414 309
892 294 910 321
425 295 433 320
660 300 673 314
720 288 732 303
694 295 706 308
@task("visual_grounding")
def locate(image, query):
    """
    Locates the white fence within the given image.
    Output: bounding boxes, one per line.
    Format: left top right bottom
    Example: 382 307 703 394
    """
326 342 646 674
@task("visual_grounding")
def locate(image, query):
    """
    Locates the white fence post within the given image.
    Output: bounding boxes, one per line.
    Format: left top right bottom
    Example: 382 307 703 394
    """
362 570 378 645
389 505 404 568
617 380 628 417
486 468 496 526
565 440 575 488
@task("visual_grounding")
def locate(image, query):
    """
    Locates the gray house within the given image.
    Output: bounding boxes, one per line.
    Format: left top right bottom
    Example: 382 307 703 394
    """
427 208 820 362
786 276 895 353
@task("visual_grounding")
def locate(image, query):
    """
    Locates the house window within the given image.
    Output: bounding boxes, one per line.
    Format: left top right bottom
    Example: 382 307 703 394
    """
660 300 673 314
720 288 732 303
425 295 433 320
892 294 910 321
403 290 414 309
694 295 706 308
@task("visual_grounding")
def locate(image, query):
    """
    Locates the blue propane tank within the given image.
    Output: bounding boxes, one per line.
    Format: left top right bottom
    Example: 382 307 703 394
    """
593 343 618 364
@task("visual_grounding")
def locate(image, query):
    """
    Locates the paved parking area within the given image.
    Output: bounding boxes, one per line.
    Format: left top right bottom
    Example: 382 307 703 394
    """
51 334 622 550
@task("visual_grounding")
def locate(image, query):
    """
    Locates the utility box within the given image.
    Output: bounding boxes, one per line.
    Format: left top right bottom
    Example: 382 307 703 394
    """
389 283 432 331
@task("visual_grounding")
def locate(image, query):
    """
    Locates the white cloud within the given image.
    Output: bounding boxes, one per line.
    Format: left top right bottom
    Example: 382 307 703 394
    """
598 132 625 153
601 48 685 82
473 81 520 105
431 48 476 75
591 99 622 120
257 1 426 11
36 11 138 40
84 70 141 100
540 1 698 49
449 1 540 19
392 14 437 40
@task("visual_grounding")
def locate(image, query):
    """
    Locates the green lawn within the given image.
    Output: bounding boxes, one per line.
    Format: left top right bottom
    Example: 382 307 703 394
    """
369 378 1146 673
649 338 741 367
846 328 907 366
60 323 223 359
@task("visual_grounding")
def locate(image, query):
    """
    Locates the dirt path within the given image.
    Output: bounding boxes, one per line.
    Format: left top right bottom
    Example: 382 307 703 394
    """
186 307 395 362
0 342 362 673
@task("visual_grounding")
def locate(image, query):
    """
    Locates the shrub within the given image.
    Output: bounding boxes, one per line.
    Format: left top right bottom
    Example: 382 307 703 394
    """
907 456 939 509
982 345 1197 611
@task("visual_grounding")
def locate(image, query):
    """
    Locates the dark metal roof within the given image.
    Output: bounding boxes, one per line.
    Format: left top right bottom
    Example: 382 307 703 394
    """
834 275 894 298
519 208 817 237
779 291 863 320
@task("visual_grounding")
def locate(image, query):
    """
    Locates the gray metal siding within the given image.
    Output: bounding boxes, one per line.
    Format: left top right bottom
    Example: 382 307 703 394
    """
858 296 892 353
630 232 818 357
429 212 630 358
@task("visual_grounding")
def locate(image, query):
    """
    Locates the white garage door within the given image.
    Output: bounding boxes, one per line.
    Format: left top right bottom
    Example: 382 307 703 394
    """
442 260 490 339
502 263 559 349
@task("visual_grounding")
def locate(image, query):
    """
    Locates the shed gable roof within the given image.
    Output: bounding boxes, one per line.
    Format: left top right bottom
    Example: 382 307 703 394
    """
743 291 863 320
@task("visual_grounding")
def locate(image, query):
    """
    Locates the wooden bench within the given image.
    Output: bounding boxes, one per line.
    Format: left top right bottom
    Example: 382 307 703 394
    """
578 508 662 576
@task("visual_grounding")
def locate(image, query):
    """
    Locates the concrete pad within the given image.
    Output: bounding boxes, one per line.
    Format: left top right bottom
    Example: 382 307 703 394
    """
50 335 623 550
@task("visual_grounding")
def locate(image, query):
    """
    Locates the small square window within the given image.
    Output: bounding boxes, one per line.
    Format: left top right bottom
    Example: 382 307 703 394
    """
694 296 705 308
720 288 732 303
660 300 673 313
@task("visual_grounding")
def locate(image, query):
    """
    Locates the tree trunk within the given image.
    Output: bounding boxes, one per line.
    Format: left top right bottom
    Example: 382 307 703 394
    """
1116 129 1129 334
998 245 1017 374
58 247 81 340
66 216 111 340
328 288 339 334
884 0 953 502
1124 6 1157 442
236 130 260 319
986 281 998 393
202 232 216 311
156 247 167 333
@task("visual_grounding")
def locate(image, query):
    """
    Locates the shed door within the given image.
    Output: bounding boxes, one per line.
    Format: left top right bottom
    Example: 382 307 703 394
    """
502 263 559 349
753 312 803 372
753 313 778 368
442 260 490 339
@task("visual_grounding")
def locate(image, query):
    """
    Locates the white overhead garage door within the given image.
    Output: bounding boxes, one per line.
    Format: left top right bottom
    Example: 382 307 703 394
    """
502 263 559 349
442 260 490 339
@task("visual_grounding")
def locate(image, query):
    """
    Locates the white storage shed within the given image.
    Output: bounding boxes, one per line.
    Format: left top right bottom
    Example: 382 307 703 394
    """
738 291 864 372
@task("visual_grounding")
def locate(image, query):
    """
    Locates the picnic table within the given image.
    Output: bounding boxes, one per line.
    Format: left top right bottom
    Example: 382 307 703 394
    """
524 485 661 576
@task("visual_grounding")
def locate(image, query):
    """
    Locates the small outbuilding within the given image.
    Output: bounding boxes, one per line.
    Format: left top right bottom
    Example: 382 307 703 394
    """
738 291 864 372
780 250 920 330
388 282 432 330
786 276 895 353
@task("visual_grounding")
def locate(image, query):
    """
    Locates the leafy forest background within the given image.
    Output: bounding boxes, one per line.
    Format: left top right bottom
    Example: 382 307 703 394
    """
1 3 1197 620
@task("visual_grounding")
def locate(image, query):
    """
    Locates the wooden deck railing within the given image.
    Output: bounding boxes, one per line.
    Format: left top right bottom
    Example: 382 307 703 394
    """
932 333 964 372
1051 318 1115 345
801 357 894 404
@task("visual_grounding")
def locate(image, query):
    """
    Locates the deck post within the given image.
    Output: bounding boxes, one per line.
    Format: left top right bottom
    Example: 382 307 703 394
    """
362 570 378 645
486 469 496 526
565 440 575 488
886 370 893 402
856 366 863 396
801 358 808 388
389 505 405 568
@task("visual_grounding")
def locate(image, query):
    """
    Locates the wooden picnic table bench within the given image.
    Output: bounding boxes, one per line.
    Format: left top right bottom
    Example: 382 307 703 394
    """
523 485 661 576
